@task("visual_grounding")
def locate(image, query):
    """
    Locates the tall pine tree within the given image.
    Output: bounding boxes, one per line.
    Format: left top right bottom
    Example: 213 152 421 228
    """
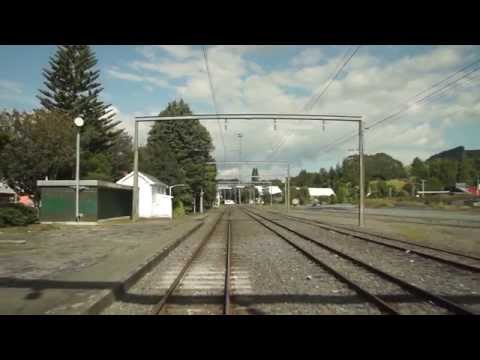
38 45 122 153
37 45 130 180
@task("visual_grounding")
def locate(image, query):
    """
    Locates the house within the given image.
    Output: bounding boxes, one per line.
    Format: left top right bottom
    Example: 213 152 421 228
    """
0 181 16 205
116 171 172 218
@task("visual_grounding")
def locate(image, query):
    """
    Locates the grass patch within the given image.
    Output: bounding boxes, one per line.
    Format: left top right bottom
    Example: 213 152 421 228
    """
365 199 396 208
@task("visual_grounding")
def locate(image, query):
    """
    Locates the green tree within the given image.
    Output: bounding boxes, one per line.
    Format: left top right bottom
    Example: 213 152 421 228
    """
37 45 128 179
457 157 475 184
410 157 428 180
0 110 76 198
336 183 348 203
144 100 217 210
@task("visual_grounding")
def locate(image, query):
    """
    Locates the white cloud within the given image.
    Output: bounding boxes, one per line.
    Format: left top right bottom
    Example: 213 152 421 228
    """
155 45 198 59
106 45 480 172
107 68 170 88
291 47 326 67
0 79 23 94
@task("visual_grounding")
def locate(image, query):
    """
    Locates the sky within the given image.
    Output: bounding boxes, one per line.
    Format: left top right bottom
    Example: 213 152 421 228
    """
1 45 479 180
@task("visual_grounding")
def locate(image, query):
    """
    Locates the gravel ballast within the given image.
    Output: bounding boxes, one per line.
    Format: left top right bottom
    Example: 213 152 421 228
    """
250 208 480 314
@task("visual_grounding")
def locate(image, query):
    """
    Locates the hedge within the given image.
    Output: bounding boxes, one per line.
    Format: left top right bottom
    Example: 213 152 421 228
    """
0 203 38 227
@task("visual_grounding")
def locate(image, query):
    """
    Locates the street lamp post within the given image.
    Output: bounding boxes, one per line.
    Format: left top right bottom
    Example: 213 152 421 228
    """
74 117 84 222
168 184 187 196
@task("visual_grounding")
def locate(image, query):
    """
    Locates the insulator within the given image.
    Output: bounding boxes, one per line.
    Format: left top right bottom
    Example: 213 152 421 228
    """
274 119 277 131
224 119 228 131
322 120 326 131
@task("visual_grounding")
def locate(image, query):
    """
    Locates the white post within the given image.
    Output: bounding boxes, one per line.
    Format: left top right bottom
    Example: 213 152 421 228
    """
200 188 204 213
133 120 139 221
75 128 80 222
287 164 290 213
359 118 365 227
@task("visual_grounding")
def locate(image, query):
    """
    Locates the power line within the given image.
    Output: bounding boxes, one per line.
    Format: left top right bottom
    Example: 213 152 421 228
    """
202 45 226 161
366 64 480 130
267 46 362 161
316 58 480 155
304 46 360 112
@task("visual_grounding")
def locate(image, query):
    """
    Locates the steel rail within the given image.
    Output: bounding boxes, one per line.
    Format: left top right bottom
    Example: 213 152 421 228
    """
224 208 232 315
304 208 480 230
267 211 480 272
239 207 399 315
150 210 226 315
244 208 477 315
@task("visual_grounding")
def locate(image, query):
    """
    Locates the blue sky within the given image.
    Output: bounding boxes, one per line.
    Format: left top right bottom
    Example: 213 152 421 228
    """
1 45 479 178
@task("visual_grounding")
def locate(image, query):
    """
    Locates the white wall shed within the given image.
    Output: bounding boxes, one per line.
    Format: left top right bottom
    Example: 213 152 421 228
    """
308 187 336 197
116 172 172 218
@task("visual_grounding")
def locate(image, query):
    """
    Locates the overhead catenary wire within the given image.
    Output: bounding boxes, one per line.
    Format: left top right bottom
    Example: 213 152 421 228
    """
202 45 226 161
314 58 480 156
267 46 362 161
303 46 361 112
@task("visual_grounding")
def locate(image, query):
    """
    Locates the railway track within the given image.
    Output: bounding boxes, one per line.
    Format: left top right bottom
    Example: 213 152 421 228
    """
301 208 480 230
150 209 233 315
265 210 480 272
240 207 478 315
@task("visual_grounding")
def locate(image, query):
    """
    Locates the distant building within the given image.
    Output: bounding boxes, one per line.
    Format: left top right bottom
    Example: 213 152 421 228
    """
0 181 16 205
116 171 172 218
308 187 336 197
254 185 283 196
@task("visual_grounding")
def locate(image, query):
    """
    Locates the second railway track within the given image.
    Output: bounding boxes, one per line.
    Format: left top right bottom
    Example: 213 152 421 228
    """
241 207 478 315
265 210 480 272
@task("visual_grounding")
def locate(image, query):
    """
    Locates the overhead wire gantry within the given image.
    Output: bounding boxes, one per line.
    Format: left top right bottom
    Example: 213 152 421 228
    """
132 113 366 226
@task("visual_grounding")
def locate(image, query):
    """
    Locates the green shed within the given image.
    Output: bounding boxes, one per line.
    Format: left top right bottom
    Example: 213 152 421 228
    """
37 180 132 222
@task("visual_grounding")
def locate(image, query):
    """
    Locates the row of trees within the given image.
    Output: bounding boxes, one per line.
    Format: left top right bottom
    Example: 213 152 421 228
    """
0 46 217 212
267 150 480 204
411 156 479 190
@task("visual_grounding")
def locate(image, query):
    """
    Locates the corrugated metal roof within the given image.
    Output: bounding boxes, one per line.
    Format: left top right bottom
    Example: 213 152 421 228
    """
37 180 132 190
308 187 335 197
117 171 168 188
254 185 282 195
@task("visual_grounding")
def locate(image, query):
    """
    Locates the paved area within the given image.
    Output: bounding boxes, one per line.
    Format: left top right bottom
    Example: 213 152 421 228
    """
0 214 213 314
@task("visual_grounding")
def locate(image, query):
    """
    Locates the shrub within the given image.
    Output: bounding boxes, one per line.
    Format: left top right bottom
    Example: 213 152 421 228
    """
173 199 185 217
0 203 38 227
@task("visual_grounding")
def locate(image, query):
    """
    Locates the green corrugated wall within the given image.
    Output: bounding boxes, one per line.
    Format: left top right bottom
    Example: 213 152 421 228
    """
39 186 132 222
97 187 132 220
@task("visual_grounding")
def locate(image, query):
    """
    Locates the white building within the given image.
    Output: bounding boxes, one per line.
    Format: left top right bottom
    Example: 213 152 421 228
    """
116 172 172 218
308 187 336 197
254 185 283 196
0 181 17 205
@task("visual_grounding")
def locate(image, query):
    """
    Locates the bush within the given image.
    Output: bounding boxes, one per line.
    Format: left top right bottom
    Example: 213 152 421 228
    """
0 203 38 227
173 199 185 218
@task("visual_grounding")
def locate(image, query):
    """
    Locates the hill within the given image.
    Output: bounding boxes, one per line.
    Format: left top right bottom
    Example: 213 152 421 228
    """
428 146 480 162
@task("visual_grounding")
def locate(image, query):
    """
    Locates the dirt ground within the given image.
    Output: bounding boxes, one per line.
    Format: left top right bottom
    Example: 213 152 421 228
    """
0 216 213 279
